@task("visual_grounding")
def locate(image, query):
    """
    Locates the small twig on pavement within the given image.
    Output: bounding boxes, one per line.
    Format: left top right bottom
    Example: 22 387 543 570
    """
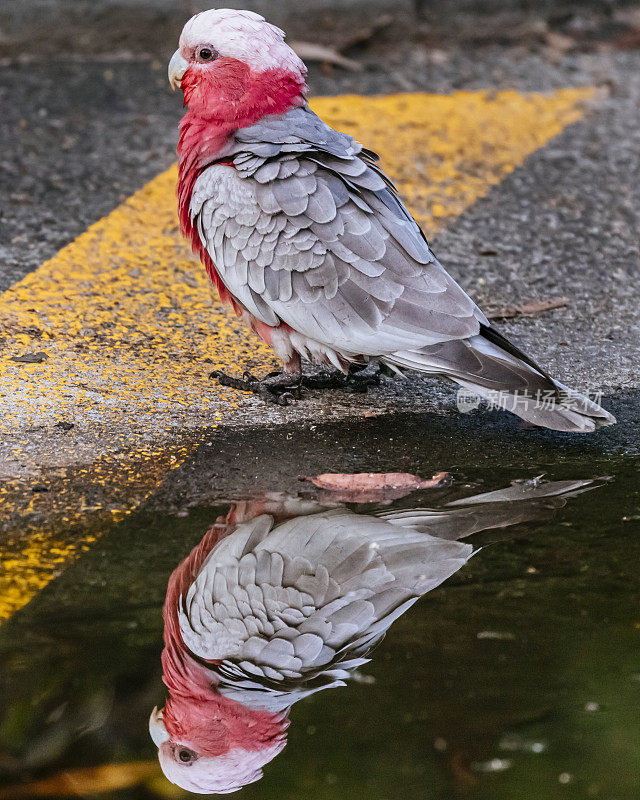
339 14 393 52
291 14 393 72
290 42 363 71
487 297 570 321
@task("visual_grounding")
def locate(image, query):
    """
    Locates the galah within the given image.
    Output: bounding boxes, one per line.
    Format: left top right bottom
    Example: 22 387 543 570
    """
149 478 596 794
167 8 615 432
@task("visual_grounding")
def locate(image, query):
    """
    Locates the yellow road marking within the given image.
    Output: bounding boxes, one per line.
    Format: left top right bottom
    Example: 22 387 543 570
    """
314 89 594 232
0 441 198 620
0 88 595 622
0 761 161 798
0 89 594 430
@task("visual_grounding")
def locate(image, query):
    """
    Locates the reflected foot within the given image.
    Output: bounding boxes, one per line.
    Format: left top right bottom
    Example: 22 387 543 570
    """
210 369 301 406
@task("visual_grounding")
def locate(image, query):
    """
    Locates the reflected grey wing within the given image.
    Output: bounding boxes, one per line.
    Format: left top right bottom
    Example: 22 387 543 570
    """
177 510 472 700
443 479 598 506
190 107 486 357
378 479 599 541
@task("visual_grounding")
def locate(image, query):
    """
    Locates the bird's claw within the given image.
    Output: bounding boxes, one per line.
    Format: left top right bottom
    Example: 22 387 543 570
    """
209 363 383 405
210 369 300 405
301 363 383 393
277 391 296 406
344 372 381 393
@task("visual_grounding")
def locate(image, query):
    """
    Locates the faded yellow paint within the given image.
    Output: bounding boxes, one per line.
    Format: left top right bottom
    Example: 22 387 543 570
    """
0 761 160 798
312 89 594 234
0 165 266 431
0 441 198 620
0 88 594 621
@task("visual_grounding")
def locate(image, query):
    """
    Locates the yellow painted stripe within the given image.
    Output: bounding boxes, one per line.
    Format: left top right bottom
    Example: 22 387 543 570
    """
313 89 594 233
0 761 161 798
0 441 199 620
0 88 595 622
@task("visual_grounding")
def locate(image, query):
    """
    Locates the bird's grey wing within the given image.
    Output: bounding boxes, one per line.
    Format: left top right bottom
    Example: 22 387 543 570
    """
191 107 487 357
177 510 471 702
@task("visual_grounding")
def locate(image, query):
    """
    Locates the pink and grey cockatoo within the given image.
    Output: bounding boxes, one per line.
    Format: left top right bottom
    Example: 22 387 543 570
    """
167 8 615 432
149 478 596 794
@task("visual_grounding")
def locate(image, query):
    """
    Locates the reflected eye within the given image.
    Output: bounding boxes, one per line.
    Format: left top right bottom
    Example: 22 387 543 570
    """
197 47 216 62
176 747 198 764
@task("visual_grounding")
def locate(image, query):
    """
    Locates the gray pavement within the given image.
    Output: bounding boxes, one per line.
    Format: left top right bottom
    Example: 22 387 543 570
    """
1 5 639 492
1 0 636 57
435 51 640 394
0 59 179 291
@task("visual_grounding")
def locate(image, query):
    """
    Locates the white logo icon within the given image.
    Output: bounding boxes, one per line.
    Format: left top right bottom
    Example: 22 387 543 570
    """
456 389 481 413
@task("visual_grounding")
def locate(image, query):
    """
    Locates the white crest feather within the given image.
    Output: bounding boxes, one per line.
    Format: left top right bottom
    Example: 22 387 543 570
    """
178 8 306 75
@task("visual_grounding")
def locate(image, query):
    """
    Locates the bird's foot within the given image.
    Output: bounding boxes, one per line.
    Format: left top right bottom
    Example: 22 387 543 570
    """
210 363 386 404
210 369 301 406
301 362 383 394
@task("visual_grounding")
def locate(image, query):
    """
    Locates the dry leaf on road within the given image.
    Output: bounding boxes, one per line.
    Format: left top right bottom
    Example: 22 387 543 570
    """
304 471 451 503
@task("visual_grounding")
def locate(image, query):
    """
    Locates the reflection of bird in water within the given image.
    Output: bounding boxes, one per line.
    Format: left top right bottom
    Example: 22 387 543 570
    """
149 477 597 794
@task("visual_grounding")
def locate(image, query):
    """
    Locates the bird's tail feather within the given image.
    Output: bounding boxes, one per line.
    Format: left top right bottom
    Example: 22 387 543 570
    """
383 327 615 433
376 477 602 540
452 376 614 432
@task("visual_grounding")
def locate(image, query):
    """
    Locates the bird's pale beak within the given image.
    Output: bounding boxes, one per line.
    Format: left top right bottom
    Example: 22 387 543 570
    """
149 706 171 747
168 50 189 91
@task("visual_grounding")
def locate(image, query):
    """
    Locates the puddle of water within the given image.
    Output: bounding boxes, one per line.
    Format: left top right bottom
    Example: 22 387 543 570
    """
0 419 638 799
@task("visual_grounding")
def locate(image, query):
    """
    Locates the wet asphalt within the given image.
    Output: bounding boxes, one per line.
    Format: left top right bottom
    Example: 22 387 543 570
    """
1 415 638 797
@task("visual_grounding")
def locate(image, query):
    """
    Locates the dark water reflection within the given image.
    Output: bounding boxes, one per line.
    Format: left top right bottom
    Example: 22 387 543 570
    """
149 479 603 794
0 424 638 800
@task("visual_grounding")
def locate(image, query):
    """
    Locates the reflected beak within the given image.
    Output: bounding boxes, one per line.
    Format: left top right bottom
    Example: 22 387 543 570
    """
168 50 189 91
149 706 170 747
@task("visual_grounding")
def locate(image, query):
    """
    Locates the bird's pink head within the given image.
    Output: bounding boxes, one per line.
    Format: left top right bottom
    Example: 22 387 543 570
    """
150 691 288 794
168 8 307 118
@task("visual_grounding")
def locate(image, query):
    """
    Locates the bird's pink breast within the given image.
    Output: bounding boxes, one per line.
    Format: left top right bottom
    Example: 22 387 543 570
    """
176 60 306 321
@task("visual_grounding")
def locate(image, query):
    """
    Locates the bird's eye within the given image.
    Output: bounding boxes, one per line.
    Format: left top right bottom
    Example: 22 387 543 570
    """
198 47 216 61
176 747 198 764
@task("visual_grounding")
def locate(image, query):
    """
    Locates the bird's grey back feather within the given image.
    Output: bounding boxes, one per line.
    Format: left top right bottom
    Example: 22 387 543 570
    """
191 106 485 356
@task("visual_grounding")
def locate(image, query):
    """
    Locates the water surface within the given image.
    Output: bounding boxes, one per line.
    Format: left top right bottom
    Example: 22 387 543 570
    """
0 416 638 799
